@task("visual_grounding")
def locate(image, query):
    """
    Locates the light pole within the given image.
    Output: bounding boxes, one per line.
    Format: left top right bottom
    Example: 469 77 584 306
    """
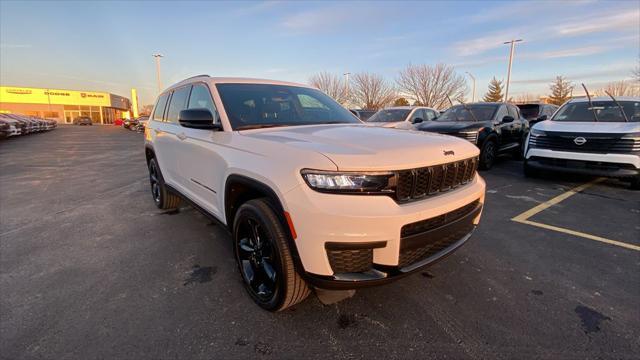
465 71 476 102
152 54 164 93
343 72 351 106
503 39 522 103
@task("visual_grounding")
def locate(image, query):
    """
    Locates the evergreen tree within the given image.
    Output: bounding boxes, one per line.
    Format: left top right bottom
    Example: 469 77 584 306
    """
548 76 574 105
483 77 504 102
393 97 410 106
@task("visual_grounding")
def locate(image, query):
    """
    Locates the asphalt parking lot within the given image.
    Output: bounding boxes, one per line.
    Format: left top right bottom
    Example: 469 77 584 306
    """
1 125 639 359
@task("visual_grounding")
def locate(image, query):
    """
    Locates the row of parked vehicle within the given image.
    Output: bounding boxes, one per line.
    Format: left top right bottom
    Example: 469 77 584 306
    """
0 113 57 139
351 98 639 188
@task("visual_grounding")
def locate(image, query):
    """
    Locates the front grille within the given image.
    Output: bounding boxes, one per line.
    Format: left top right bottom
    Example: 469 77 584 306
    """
446 132 478 143
530 132 640 153
395 157 478 202
398 200 480 267
326 248 373 273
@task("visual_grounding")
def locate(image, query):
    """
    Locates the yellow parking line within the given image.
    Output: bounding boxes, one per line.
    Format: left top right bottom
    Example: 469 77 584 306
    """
511 178 640 252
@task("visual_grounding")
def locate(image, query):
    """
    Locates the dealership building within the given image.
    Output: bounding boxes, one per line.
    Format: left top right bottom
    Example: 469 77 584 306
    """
0 86 131 124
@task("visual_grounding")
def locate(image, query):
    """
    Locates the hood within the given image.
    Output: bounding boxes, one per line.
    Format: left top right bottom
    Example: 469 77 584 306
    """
239 124 479 171
533 120 640 134
417 120 491 133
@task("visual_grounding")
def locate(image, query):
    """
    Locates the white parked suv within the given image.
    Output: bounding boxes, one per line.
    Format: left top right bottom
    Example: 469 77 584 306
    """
524 96 640 189
144 76 486 311
365 106 439 130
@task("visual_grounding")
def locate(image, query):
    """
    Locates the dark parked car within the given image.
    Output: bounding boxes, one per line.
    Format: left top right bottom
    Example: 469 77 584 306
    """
517 103 558 126
74 116 93 125
416 102 529 169
349 109 376 121
122 118 138 129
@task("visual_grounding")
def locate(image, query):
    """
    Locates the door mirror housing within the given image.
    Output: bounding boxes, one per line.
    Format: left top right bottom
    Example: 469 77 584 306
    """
501 115 515 123
178 109 222 130
412 118 424 124
536 114 548 122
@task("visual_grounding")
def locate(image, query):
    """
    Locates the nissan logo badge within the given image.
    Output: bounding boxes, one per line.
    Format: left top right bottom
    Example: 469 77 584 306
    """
574 137 587 146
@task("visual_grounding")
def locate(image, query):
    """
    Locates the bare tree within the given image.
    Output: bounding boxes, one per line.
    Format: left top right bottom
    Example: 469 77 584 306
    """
598 80 640 97
308 72 349 104
633 64 640 82
396 63 467 109
350 72 396 110
140 104 154 116
513 93 538 104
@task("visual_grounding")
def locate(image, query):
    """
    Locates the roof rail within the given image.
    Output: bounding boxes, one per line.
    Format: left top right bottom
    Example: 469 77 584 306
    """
183 74 210 81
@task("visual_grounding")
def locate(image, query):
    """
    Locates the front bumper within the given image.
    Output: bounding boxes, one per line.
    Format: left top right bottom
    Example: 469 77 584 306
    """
525 148 640 178
283 174 485 288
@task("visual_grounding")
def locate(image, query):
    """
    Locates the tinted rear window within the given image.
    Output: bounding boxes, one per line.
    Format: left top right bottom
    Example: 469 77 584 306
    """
517 104 541 120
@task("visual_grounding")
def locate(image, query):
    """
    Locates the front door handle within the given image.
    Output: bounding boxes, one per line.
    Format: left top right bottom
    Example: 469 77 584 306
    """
177 132 187 141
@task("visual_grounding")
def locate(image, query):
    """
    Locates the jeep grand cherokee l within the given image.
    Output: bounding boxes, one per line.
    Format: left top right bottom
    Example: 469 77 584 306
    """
144 76 486 311
524 96 640 189
416 102 528 169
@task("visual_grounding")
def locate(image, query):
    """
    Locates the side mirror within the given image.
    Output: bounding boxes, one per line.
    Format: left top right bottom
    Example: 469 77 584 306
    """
413 118 424 124
502 115 515 123
178 109 221 130
536 115 548 121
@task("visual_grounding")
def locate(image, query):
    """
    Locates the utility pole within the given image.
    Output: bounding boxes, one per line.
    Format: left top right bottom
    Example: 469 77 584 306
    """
503 39 522 103
152 54 164 93
343 72 351 106
465 71 476 102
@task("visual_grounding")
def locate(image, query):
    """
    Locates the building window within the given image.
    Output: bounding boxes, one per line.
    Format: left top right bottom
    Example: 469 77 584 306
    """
43 111 59 119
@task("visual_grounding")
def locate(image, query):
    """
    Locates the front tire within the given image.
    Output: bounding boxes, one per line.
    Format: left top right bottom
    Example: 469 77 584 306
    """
479 138 498 170
148 158 181 209
629 176 640 190
233 199 310 311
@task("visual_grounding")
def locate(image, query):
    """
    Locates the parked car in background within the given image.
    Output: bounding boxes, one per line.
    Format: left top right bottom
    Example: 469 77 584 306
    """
416 102 528 169
349 109 376 121
0 113 55 138
114 118 124 126
134 116 149 132
74 116 93 125
517 103 558 127
524 96 640 189
122 118 138 129
366 106 439 130
145 76 486 311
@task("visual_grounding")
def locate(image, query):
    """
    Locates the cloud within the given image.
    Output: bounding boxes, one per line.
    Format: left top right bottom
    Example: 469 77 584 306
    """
451 6 639 57
537 45 607 59
0 43 32 49
280 6 354 32
553 10 640 36
231 1 282 16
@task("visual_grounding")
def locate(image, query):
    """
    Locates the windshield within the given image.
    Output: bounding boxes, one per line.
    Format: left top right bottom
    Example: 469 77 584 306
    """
367 109 411 123
518 105 541 120
437 104 499 121
216 83 359 130
553 100 640 122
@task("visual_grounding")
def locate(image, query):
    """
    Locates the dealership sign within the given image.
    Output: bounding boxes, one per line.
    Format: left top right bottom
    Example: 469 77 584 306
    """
0 86 112 107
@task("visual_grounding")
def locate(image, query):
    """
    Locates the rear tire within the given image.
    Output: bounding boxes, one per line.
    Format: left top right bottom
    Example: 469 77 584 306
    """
148 158 181 209
479 138 497 170
233 198 310 311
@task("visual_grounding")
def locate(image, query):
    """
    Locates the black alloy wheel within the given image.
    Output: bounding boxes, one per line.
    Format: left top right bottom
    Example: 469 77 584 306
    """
148 160 161 205
480 139 497 170
236 217 279 302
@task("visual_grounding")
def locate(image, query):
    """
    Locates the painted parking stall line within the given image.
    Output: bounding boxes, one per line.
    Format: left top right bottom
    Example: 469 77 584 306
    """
512 178 640 252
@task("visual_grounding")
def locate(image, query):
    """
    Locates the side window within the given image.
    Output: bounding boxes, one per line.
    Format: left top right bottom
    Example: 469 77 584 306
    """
298 94 329 109
188 83 218 121
495 105 509 121
165 86 192 123
152 93 170 121
425 109 437 121
507 105 519 119
410 109 424 122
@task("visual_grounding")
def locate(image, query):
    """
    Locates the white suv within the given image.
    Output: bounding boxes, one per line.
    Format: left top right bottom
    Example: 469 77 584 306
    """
524 96 640 189
144 76 486 311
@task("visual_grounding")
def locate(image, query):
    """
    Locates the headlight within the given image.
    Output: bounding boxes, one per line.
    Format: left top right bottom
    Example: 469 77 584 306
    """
530 128 546 137
301 169 396 194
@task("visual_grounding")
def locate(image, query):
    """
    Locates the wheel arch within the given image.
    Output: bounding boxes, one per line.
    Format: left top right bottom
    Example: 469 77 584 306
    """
144 144 155 165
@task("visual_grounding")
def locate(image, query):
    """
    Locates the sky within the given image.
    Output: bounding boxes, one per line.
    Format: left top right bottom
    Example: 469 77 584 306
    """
1 0 638 105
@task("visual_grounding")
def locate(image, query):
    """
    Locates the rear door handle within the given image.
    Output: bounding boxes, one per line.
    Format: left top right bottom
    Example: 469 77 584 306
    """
177 132 187 141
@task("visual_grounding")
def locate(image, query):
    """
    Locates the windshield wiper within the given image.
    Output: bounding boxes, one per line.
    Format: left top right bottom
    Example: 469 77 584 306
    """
235 124 288 131
604 90 629 122
445 95 462 122
581 83 599 122
447 94 479 122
